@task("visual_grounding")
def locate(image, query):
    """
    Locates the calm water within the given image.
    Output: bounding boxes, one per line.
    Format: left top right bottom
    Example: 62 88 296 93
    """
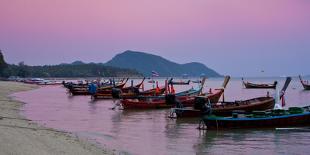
13 77 310 155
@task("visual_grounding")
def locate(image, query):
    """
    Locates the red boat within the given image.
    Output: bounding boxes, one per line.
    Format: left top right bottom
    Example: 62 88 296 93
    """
121 95 191 109
120 77 228 109
120 76 205 108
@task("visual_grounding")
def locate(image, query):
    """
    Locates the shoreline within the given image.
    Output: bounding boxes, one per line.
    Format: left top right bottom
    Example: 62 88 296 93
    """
0 81 112 155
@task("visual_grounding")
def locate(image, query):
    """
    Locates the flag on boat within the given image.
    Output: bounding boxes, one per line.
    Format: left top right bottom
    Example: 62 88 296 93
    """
152 71 159 77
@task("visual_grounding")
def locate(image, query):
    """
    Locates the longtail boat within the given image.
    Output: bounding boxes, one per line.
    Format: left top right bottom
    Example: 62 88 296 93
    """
24 78 45 84
69 78 129 95
168 79 191 85
201 106 310 130
37 80 62 85
97 78 129 91
172 96 275 118
138 86 166 96
92 78 145 99
121 78 145 92
172 77 290 118
201 77 298 130
299 75 310 90
66 84 90 95
191 80 202 84
242 78 277 89
120 87 203 109
120 78 210 109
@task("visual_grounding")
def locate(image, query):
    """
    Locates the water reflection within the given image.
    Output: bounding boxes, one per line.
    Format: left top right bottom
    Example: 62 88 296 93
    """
12 78 310 155
195 129 310 155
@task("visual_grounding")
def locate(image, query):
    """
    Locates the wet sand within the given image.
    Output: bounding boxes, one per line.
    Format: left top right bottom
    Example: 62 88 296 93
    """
0 81 111 155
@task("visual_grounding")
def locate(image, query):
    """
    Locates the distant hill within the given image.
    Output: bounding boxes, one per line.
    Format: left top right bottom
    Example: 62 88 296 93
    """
0 51 142 78
70 61 85 65
105 50 221 77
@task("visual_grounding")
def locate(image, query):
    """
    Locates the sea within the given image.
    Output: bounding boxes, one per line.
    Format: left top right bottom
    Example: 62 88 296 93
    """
12 77 310 155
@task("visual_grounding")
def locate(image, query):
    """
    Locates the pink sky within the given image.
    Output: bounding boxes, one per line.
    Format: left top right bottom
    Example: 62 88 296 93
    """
0 0 309 76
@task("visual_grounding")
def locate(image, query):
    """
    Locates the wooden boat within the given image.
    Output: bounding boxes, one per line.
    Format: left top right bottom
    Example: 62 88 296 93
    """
121 87 203 109
242 78 277 89
93 88 138 99
63 80 98 95
172 96 275 118
63 78 126 88
191 80 202 84
24 78 45 84
63 81 89 89
69 78 129 96
299 75 310 90
68 87 91 95
201 106 310 130
92 78 145 99
110 86 166 99
119 78 145 93
173 77 290 118
138 86 166 96
37 80 62 85
121 78 213 109
168 79 190 85
201 77 296 130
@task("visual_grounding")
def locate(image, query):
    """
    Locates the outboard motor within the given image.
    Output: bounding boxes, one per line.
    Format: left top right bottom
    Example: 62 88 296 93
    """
112 88 122 99
194 97 212 116
165 94 176 105
194 97 206 110
165 94 183 107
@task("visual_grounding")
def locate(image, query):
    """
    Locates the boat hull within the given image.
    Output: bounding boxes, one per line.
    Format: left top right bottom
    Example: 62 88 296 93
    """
203 112 310 130
121 87 204 109
299 75 310 90
244 82 276 89
302 85 310 90
121 96 195 109
174 97 275 118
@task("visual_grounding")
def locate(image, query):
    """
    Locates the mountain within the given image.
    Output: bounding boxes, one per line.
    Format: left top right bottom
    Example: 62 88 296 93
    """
105 50 221 77
59 61 85 65
70 61 85 65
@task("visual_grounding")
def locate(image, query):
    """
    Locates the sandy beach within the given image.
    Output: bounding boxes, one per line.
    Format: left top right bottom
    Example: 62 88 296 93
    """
0 81 111 155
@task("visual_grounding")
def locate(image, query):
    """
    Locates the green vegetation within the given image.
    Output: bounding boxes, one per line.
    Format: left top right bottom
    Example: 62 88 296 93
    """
0 50 222 78
2 63 142 78
0 52 142 78
0 51 8 76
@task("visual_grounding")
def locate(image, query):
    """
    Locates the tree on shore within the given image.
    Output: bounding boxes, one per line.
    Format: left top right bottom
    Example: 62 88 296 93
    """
0 50 142 78
0 50 8 76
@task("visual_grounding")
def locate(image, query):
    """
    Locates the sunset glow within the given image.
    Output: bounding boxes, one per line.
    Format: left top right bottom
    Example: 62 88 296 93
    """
1 0 309 76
